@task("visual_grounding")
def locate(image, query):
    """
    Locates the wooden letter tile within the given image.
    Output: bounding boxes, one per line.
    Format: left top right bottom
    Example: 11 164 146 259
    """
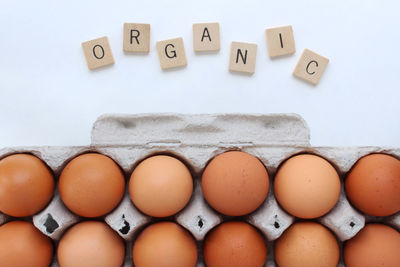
266 25 295 58
293 49 329 85
229 42 257 74
123 23 150 53
156 37 187 70
193 22 220 52
82 36 114 70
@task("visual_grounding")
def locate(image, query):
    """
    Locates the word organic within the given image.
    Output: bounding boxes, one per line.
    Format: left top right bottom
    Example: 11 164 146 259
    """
81 23 329 85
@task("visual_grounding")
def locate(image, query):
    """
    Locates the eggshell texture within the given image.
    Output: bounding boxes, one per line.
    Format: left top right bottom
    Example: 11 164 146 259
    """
59 153 125 217
133 221 197 267
204 221 267 267
0 221 53 267
344 224 400 267
201 151 269 216
129 155 193 217
58 221 125 267
274 154 340 219
0 154 54 217
275 221 339 267
345 153 400 216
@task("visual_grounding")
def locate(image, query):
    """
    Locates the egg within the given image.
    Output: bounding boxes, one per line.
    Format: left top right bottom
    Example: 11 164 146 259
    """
344 224 400 267
129 155 193 217
201 151 269 216
204 221 267 267
274 154 340 219
133 221 197 267
275 221 339 267
0 221 53 267
59 153 125 217
57 221 125 267
0 153 54 217
345 153 400 216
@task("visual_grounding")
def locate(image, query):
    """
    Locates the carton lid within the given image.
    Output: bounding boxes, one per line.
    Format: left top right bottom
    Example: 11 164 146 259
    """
91 113 310 147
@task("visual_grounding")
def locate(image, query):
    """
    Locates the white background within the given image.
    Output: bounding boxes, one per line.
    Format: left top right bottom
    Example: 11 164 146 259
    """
0 0 399 147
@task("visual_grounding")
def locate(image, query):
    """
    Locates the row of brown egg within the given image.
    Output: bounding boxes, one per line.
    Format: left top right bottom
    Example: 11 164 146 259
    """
0 150 399 266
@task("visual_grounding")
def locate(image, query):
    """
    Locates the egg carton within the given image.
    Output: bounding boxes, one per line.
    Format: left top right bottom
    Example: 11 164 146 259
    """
0 113 399 267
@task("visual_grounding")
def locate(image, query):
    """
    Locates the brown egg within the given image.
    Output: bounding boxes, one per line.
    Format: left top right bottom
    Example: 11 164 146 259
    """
345 153 400 216
204 221 267 267
129 155 193 217
201 151 269 216
344 224 400 267
274 154 340 219
133 221 197 267
0 154 54 217
59 153 125 217
275 221 339 267
58 221 125 267
0 221 53 267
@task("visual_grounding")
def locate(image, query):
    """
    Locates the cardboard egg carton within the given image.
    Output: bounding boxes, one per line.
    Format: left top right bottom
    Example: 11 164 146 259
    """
0 113 399 267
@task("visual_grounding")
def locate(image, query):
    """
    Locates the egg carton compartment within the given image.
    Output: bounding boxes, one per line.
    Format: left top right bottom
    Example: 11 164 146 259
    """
1 113 399 267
